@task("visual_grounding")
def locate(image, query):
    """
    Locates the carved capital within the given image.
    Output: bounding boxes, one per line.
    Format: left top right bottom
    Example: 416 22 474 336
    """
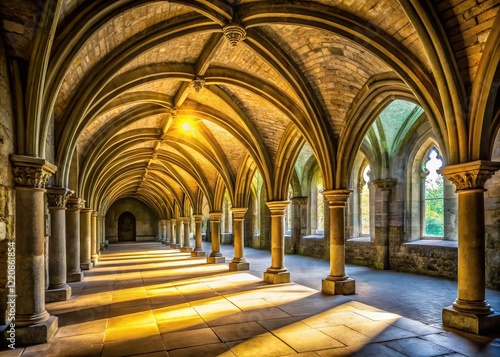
193 214 204 223
222 23 246 47
46 187 74 208
10 155 57 189
291 196 308 206
66 197 85 209
266 201 290 216
440 161 500 191
191 76 206 92
322 189 352 207
231 207 248 220
209 212 223 221
372 179 397 191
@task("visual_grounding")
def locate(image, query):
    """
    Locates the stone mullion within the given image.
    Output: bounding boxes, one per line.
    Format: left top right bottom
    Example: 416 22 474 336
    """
321 190 355 295
440 161 500 334
207 212 225 264
191 215 206 257
10 155 58 343
263 201 290 284
229 208 249 271
45 187 73 302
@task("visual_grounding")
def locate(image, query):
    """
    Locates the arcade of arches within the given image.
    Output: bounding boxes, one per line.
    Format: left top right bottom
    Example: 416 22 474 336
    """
0 0 500 347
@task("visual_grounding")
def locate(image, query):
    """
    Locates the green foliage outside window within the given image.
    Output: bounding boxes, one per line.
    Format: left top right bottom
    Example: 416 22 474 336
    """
424 149 444 236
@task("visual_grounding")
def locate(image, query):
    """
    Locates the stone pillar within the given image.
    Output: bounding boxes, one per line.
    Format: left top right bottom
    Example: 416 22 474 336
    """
45 187 73 302
207 212 225 263
441 161 500 334
321 190 355 295
163 219 171 246
169 218 177 248
191 215 206 257
263 201 290 284
372 179 396 270
157 221 163 241
291 197 308 254
10 155 58 344
175 218 182 249
80 208 93 270
66 197 84 282
180 217 192 252
229 208 249 271
91 211 98 263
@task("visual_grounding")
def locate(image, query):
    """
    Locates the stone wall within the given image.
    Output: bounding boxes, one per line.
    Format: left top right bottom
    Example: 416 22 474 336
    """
0 40 15 325
105 198 157 242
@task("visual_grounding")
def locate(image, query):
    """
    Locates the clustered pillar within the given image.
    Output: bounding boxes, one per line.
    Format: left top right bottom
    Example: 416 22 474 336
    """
207 212 225 263
321 190 355 295
441 161 500 334
263 201 290 284
45 187 73 302
10 155 58 344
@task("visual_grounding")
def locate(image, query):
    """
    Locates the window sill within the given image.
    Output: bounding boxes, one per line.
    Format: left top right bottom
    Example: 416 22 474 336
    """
404 239 457 248
302 234 324 239
347 237 371 243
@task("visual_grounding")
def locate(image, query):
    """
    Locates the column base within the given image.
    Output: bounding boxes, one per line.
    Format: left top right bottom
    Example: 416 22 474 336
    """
45 285 72 302
180 247 192 253
13 315 58 346
169 243 177 248
229 261 250 271
442 306 500 335
263 271 290 284
322 278 356 295
80 262 93 270
162 241 170 245
191 250 206 257
67 271 84 282
207 256 226 264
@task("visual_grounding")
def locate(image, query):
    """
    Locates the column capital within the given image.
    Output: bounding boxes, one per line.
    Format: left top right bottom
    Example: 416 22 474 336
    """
209 212 223 221
193 214 204 222
440 160 500 191
180 216 190 223
81 208 93 214
322 189 352 207
10 155 57 189
91 211 99 217
291 196 308 205
46 187 74 208
231 207 248 220
266 201 290 216
372 178 397 191
66 197 85 209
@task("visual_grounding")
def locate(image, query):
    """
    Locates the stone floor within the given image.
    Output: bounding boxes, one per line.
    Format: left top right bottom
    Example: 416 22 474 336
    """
2 241 500 356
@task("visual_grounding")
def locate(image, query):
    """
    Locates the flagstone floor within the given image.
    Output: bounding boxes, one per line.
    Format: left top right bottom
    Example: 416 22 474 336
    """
2 241 500 356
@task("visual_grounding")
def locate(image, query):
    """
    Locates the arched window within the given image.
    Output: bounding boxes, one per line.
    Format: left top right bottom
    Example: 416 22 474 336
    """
316 175 324 233
422 147 444 237
285 186 293 235
360 165 371 236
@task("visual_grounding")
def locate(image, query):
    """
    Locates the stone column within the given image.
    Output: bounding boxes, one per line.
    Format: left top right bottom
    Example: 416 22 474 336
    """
45 187 73 302
66 197 84 282
91 211 98 263
175 218 182 249
207 212 225 263
80 208 93 270
229 208 249 271
10 155 58 343
163 219 171 246
372 179 396 270
160 220 166 244
263 201 290 284
157 221 163 241
169 218 177 248
441 161 500 334
321 190 355 295
180 217 192 252
191 215 206 257
291 197 308 254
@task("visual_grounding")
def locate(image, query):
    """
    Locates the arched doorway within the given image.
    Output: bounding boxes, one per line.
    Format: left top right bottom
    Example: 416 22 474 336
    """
118 212 136 241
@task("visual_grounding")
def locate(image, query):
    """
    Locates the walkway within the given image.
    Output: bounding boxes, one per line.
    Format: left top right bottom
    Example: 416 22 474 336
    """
4 241 500 356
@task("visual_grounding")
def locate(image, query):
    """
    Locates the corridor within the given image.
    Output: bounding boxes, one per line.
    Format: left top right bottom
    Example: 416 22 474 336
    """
6 242 500 357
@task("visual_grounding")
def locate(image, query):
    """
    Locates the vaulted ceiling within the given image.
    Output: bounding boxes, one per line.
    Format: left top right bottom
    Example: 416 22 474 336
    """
1 0 498 218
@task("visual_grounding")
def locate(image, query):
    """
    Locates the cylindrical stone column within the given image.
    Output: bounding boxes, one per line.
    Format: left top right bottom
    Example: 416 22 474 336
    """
180 217 192 252
372 179 396 270
157 221 163 241
80 208 93 270
207 212 225 263
441 161 500 334
161 220 167 244
191 215 206 257
91 211 98 262
291 197 308 254
10 155 58 343
45 187 73 302
164 219 171 246
263 201 290 284
169 218 177 248
176 218 182 249
66 197 84 282
229 208 249 271
321 190 355 295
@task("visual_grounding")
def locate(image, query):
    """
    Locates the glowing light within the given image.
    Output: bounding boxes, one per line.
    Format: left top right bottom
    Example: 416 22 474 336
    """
181 122 191 131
